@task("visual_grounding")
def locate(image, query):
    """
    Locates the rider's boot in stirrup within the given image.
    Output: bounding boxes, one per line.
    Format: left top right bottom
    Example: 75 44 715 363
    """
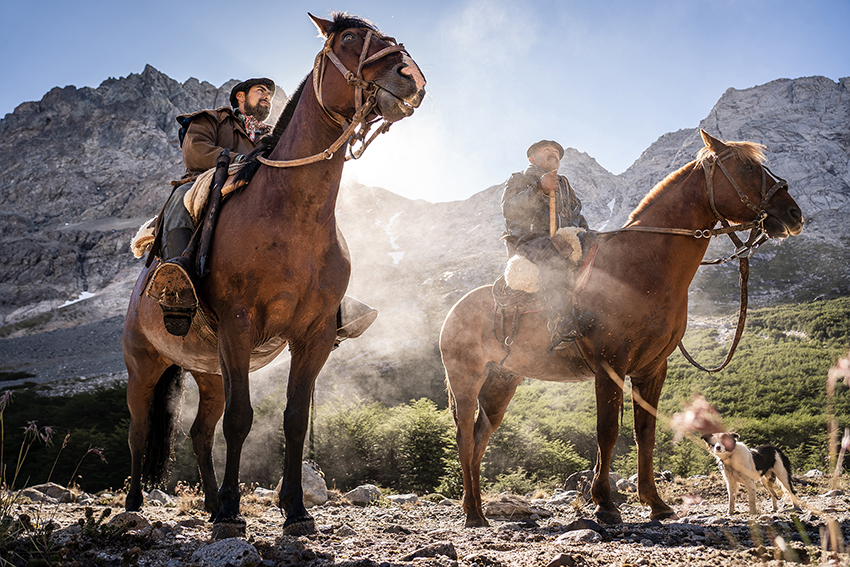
146 227 198 337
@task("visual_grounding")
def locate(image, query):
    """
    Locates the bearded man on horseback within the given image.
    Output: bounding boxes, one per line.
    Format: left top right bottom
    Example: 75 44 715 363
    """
147 78 276 336
147 77 376 342
501 139 595 349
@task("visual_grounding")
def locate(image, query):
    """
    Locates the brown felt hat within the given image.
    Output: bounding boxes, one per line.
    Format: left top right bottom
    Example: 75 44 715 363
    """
230 78 275 107
527 140 564 159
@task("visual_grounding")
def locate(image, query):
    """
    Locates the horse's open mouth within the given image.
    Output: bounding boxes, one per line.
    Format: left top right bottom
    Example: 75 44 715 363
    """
375 88 420 123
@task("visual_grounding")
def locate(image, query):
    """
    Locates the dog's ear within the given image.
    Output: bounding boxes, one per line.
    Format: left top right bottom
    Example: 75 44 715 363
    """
700 433 712 444
731 432 740 440
720 433 737 452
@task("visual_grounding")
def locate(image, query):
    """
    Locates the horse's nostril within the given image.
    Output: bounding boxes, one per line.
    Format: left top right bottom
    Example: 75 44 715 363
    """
393 63 409 79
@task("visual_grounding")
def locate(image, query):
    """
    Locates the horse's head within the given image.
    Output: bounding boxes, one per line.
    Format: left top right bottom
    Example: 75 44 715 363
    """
309 12 426 125
698 130 804 239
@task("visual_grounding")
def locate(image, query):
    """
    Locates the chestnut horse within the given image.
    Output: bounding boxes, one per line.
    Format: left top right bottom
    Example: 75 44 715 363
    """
123 12 425 536
440 131 804 527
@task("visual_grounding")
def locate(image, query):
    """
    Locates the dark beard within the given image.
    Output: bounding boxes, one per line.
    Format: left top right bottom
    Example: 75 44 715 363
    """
243 100 270 121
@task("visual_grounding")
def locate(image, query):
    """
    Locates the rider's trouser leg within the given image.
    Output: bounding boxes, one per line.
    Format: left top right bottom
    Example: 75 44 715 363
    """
145 187 198 337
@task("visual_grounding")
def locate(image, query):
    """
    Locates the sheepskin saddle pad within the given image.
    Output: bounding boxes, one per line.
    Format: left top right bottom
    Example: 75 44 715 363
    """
129 163 248 258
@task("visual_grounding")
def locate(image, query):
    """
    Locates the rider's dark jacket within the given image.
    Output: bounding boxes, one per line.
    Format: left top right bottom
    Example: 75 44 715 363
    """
500 164 588 256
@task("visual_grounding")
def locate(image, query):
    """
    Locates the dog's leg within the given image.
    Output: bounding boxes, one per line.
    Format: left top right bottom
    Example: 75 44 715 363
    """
775 468 802 510
761 476 779 511
744 477 757 515
725 475 736 516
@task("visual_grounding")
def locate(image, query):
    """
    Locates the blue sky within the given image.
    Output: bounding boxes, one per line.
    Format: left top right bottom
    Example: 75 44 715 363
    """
1 0 847 202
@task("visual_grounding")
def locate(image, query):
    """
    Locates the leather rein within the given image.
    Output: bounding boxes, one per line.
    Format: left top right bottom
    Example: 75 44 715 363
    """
257 29 407 169
600 149 789 372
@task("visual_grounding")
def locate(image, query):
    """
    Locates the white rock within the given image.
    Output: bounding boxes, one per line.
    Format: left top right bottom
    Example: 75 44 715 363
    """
555 529 603 543
386 493 418 505
190 538 261 567
343 484 382 506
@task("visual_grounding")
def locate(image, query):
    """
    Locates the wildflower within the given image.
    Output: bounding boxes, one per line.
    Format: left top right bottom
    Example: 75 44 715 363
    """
0 390 13 409
40 426 55 444
23 421 38 436
827 352 850 391
87 446 108 464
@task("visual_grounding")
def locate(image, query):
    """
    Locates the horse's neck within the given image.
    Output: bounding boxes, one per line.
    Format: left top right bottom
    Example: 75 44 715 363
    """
623 168 716 276
260 87 347 216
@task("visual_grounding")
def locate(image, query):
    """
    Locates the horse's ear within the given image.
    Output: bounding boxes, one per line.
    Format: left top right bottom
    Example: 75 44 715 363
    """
308 12 333 37
700 129 728 154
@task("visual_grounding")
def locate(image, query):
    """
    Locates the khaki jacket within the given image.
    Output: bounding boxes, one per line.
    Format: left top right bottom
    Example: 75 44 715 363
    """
176 107 258 176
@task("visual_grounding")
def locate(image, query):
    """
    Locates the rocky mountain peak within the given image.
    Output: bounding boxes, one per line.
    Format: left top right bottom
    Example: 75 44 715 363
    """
0 72 848 396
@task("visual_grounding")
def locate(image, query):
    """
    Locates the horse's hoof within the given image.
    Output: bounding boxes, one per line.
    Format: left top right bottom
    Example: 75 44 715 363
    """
650 507 678 521
593 505 623 525
124 494 142 512
464 515 490 528
283 516 316 536
212 517 247 540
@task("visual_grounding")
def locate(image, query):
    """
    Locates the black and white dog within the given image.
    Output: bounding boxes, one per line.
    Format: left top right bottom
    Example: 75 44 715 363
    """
702 432 802 515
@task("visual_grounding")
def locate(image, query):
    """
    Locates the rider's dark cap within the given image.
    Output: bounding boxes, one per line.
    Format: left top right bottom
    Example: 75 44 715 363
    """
527 140 564 160
230 78 275 107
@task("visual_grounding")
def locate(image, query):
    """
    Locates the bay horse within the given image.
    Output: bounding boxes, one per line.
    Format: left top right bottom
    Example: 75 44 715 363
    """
440 130 804 527
123 12 425 537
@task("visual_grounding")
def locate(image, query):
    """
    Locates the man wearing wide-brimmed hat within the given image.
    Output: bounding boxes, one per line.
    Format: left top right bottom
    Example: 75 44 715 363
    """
501 139 594 349
148 78 276 336
177 77 276 177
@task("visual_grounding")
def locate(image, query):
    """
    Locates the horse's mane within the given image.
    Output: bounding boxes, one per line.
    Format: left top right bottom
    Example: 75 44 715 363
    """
628 140 768 223
324 11 379 35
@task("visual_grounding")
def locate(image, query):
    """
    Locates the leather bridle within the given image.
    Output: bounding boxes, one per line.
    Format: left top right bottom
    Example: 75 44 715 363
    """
702 148 790 256
595 150 791 373
258 28 408 168
682 151 788 373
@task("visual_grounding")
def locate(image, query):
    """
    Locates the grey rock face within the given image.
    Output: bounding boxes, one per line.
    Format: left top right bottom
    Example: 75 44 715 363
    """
0 71 847 395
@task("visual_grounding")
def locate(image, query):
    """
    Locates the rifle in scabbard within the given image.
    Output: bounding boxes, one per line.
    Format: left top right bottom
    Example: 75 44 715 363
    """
196 148 231 278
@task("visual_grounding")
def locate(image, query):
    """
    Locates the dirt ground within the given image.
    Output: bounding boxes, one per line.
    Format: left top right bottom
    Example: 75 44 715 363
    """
4 472 850 567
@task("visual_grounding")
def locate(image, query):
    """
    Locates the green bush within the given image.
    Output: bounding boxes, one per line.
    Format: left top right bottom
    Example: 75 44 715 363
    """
313 398 452 493
2 296 849 497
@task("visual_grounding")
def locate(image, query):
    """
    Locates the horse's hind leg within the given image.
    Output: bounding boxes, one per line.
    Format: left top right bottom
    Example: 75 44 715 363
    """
189 371 225 519
125 354 177 512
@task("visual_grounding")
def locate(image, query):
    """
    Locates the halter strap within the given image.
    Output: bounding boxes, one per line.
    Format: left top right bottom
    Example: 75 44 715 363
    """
260 28 406 169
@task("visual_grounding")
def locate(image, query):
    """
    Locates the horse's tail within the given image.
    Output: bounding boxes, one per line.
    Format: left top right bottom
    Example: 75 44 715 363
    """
446 374 458 427
141 365 185 488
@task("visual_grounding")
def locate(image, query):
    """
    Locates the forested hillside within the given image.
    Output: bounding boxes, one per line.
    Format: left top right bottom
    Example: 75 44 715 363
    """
3 298 849 496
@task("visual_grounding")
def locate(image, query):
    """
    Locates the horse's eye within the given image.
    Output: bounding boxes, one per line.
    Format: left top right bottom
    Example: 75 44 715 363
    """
342 32 356 43
742 163 754 172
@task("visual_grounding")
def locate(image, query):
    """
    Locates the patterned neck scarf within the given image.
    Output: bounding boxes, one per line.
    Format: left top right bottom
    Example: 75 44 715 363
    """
235 109 270 142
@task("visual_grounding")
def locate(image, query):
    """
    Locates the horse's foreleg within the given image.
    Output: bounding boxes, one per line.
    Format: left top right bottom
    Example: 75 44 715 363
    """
632 367 676 521
592 362 625 524
212 326 254 538
279 332 335 536
190 371 225 519
451 365 521 528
